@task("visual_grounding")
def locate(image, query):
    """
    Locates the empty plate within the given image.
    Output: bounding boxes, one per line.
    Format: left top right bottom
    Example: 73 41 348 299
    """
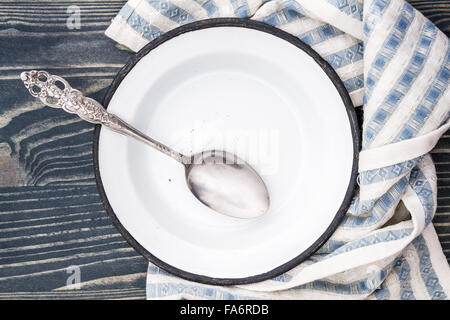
93 18 359 285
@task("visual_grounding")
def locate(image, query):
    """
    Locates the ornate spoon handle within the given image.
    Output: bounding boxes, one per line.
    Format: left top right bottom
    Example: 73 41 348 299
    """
20 70 187 164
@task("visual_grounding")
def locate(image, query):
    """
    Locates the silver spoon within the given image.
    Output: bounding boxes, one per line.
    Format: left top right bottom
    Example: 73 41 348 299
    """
20 70 270 219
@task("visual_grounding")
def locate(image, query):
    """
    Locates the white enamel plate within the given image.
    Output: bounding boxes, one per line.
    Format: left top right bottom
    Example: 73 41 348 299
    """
94 19 359 284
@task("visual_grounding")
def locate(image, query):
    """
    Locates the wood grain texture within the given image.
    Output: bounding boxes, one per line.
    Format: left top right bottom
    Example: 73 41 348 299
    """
0 0 448 299
0 0 149 299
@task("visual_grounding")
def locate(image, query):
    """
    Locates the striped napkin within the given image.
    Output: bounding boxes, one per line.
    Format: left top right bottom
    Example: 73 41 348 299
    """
105 0 450 299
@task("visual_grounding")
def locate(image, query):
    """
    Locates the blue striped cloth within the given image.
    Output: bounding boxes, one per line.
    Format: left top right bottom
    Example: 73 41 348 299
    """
105 0 450 299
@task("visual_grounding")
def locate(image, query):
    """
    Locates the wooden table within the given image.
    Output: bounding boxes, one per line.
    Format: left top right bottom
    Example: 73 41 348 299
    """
0 0 448 299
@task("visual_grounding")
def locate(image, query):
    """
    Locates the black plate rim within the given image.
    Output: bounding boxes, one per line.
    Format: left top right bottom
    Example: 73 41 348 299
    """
93 17 360 286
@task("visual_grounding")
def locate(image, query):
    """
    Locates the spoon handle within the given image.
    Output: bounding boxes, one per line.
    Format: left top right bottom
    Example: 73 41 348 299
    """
20 70 187 164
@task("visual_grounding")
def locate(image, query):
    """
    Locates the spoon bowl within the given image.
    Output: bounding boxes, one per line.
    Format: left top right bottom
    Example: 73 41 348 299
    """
186 150 270 219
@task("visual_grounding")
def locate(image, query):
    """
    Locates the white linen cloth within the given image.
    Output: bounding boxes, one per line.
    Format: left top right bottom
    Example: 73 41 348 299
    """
105 0 450 299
